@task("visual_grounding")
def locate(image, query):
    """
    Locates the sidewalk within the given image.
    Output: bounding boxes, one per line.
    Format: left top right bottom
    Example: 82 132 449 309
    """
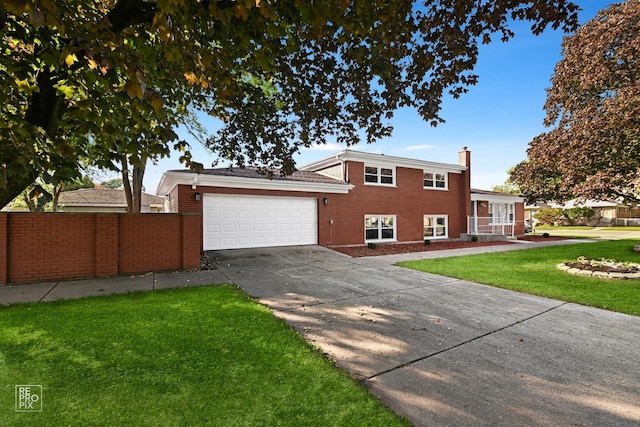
0 269 228 305
0 238 595 306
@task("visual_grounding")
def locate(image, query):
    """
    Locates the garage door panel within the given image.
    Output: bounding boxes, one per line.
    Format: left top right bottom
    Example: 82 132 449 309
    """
203 194 317 250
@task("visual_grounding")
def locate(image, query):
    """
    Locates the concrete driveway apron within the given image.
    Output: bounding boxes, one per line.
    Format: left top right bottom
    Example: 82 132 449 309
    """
212 245 640 427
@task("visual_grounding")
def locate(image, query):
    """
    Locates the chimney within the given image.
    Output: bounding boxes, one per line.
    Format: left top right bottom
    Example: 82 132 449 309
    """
458 146 471 169
458 147 472 232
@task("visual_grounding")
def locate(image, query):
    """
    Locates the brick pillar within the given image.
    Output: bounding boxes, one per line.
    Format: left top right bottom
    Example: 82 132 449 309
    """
182 213 201 269
0 214 7 284
95 214 119 277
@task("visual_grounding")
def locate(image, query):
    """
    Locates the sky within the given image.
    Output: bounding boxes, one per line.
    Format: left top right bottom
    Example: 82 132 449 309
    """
136 1 611 195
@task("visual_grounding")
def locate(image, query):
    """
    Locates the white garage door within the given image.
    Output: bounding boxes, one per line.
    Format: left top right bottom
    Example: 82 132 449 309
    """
203 194 318 250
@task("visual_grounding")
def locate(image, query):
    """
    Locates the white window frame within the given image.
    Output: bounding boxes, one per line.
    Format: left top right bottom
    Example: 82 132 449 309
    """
489 203 515 224
423 215 448 239
423 171 448 190
364 165 395 186
364 215 396 242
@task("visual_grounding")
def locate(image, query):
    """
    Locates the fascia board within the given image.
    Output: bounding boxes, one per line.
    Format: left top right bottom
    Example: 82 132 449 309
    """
158 171 353 194
299 149 465 174
342 150 466 173
471 193 524 203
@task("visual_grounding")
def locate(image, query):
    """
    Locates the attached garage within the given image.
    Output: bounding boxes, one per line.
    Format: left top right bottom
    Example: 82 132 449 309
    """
203 194 318 250
156 166 352 251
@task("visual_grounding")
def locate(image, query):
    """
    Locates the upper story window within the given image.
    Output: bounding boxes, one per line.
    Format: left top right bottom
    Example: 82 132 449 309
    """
423 172 447 190
364 165 394 186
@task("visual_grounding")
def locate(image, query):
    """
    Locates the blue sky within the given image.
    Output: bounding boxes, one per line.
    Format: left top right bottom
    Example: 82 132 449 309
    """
141 1 609 194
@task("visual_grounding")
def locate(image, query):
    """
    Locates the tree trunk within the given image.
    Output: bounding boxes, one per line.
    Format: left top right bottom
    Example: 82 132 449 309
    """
52 182 64 212
120 155 146 213
121 155 134 213
132 161 146 213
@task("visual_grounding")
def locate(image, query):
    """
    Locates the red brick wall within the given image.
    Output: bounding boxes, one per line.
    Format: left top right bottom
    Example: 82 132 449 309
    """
515 202 525 236
176 160 472 248
334 161 468 244
0 212 201 285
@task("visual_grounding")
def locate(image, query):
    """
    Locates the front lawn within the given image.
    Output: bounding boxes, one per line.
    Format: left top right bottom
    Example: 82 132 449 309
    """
533 225 595 230
398 240 640 316
0 285 407 426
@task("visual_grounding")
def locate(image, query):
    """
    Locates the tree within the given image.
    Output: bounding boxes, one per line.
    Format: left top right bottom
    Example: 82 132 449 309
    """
512 1 640 204
64 175 95 191
534 208 564 225
563 206 594 225
491 167 521 194
1 0 580 209
101 178 123 189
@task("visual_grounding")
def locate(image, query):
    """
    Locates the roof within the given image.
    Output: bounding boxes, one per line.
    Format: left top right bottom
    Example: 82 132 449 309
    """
171 166 349 185
58 188 164 207
157 166 354 195
299 149 466 174
524 199 625 209
470 188 524 203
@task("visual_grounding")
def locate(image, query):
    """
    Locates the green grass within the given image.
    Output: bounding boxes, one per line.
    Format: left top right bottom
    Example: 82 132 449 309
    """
0 285 407 426
599 226 640 231
398 240 640 316
533 225 595 230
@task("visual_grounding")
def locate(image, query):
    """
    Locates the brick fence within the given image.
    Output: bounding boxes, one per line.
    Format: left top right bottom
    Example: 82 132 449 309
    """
0 212 201 285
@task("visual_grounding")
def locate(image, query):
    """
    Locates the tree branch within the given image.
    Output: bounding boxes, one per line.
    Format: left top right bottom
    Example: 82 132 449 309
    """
107 0 158 34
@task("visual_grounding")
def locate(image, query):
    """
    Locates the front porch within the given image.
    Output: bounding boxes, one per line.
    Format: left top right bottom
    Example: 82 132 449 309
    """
468 190 525 239
467 216 516 239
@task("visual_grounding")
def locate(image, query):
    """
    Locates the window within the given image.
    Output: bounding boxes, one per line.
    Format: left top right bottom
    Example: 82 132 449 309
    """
424 215 448 239
365 215 396 242
490 203 514 223
364 165 394 185
423 171 447 189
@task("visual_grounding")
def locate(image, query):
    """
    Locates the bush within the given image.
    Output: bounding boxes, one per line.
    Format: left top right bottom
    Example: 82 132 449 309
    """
563 207 595 226
424 239 431 246
471 236 479 242
543 232 550 238
367 242 377 249
534 208 564 225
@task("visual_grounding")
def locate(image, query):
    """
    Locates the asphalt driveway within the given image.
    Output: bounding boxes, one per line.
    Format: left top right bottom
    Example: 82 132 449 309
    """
212 245 640 426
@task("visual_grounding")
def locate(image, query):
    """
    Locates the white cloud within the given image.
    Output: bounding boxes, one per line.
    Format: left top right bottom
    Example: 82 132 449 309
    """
404 144 435 151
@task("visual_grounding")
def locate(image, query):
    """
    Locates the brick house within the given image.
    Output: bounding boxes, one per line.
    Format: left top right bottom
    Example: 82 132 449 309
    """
157 148 525 250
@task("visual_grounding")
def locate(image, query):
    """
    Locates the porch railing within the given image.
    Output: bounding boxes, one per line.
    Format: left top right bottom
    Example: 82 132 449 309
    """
468 216 515 237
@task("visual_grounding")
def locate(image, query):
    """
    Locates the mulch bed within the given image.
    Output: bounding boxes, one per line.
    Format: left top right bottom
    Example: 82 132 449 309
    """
331 235 574 258
564 262 639 274
331 240 515 258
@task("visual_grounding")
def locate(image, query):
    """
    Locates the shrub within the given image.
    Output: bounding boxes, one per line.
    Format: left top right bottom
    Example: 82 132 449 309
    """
542 232 550 238
563 207 595 225
367 242 377 249
471 236 479 242
534 208 564 225
424 239 431 246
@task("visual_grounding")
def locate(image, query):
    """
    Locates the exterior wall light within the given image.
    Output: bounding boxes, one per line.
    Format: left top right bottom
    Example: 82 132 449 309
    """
195 192 201 201
323 197 329 205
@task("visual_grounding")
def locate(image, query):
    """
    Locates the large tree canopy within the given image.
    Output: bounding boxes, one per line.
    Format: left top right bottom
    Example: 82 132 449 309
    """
1 0 580 208
512 0 640 203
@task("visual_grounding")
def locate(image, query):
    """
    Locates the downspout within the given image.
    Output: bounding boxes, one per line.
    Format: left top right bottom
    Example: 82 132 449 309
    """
335 153 347 183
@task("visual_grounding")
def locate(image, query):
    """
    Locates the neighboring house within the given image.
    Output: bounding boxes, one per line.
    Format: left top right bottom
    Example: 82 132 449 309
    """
156 148 525 251
57 188 165 213
526 199 640 226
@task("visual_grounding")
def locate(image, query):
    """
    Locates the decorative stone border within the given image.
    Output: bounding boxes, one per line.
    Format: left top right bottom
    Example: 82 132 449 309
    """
556 263 640 280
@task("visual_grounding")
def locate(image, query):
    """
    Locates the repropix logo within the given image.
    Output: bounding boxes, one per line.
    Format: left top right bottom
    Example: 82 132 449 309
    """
15 385 42 412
